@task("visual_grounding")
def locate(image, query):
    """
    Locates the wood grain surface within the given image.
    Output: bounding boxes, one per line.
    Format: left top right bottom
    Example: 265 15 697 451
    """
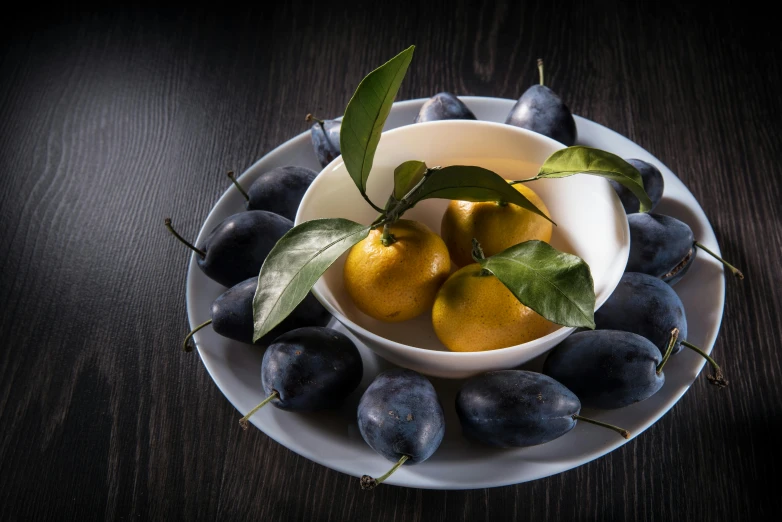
1 2 779 521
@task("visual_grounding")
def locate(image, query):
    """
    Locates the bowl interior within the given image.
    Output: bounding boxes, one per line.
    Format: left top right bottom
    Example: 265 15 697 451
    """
296 120 628 352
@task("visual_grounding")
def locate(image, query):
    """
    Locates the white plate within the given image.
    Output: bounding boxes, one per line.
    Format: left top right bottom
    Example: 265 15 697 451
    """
185 97 725 490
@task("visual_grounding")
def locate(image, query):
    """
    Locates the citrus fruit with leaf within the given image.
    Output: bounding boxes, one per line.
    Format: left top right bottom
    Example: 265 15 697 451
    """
343 219 450 322
248 45 648 347
441 183 552 267
432 263 557 352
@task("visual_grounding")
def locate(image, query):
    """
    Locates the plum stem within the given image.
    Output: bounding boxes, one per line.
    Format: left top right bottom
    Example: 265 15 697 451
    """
537 58 544 86
656 328 680 374
226 171 249 201
165 218 206 259
681 341 728 388
182 319 212 352
572 415 630 439
239 390 280 430
361 455 409 490
694 242 744 279
380 224 396 246
305 113 325 125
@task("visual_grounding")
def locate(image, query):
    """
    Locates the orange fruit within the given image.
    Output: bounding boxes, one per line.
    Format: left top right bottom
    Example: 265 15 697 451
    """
344 219 450 322
432 264 557 351
440 183 552 267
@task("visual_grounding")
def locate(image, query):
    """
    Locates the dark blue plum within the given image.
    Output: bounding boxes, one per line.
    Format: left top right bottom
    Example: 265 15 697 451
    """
456 371 581 448
505 85 577 146
210 277 330 346
357 369 444 481
627 213 744 285
166 212 293 288
197 211 293 287
183 278 331 352
246 166 317 221
168 210 291 288
505 60 576 146
414 92 477 123
310 119 341 167
595 273 728 388
627 213 694 285
596 272 687 355
260 327 363 412
543 330 665 409
609 159 664 213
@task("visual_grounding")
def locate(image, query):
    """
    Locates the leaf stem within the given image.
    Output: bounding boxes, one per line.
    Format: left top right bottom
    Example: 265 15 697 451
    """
537 58 544 86
681 341 728 388
401 166 439 201
472 239 493 275
694 242 744 279
572 415 629 439
509 176 539 185
165 218 206 259
362 193 385 213
656 328 680 374
239 390 280 430
471 238 486 262
383 166 439 221
370 215 388 229
361 454 409 490
226 171 250 201
183 319 212 352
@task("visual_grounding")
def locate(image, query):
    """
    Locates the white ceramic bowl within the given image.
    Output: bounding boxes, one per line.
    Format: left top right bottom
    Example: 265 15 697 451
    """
296 120 629 378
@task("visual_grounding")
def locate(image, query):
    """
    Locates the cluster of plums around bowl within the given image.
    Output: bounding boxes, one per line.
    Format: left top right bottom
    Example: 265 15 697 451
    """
167 63 740 488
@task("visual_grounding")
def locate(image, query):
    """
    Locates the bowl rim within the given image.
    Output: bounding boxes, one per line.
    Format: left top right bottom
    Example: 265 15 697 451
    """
295 119 629 359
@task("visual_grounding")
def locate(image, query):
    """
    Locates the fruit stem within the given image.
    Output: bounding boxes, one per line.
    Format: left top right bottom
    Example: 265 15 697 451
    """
381 224 396 246
572 415 630 439
165 218 206 259
226 171 250 201
681 340 728 388
182 319 212 352
537 58 544 86
305 113 325 125
694 242 744 279
239 390 280 430
656 328 680 375
360 454 409 490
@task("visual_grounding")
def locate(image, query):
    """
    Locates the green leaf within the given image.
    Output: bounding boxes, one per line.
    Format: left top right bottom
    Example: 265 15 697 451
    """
535 146 653 212
252 218 370 341
409 165 554 224
340 46 415 196
479 240 596 328
393 160 428 199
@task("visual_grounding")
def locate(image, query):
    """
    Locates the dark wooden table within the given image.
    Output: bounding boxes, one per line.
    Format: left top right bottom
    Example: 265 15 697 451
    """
2 3 779 521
